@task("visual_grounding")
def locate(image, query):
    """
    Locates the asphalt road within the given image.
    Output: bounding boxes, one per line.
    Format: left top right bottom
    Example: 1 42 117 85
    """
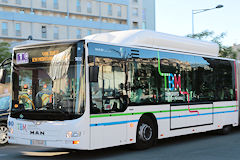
1 127 240 160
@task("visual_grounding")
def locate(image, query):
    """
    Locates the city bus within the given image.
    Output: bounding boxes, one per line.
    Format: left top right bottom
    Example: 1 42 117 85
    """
6 30 239 150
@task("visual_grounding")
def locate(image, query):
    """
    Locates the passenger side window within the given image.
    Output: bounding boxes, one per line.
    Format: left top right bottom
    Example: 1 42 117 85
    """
194 56 214 102
89 57 127 114
212 59 235 101
128 59 158 105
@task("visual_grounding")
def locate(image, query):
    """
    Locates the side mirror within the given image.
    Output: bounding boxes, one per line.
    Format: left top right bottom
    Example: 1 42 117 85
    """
0 68 6 84
89 66 99 82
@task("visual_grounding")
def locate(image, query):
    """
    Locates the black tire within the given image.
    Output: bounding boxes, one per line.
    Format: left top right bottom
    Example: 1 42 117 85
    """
0 123 8 145
220 125 232 135
134 116 156 150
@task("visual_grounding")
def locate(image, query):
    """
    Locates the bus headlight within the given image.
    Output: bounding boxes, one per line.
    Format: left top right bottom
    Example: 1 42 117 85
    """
66 131 81 138
66 131 72 138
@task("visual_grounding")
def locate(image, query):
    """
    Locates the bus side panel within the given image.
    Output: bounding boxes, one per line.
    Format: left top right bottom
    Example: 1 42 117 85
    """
213 101 238 127
90 123 104 149
158 101 238 139
90 116 128 149
170 104 213 129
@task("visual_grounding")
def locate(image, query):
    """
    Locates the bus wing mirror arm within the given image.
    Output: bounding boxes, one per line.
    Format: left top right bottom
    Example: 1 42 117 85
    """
89 66 99 82
0 68 6 84
120 95 129 111
0 57 11 84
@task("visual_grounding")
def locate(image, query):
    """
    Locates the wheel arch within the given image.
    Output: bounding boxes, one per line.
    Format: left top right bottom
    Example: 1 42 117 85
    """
0 120 7 125
138 113 158 139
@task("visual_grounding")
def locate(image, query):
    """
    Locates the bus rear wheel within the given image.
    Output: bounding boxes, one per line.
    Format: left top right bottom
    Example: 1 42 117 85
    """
134 116 156 149
219 125 232 135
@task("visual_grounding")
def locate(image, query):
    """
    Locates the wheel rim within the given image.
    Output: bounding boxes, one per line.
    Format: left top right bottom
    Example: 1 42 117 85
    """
139 123 153 141
0 126 8 144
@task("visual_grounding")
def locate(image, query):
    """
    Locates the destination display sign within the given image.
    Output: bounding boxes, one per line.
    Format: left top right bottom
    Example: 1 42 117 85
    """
14 44 73 64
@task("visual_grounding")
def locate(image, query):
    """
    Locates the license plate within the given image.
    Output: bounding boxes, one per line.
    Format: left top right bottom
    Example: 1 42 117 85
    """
30 140 46 146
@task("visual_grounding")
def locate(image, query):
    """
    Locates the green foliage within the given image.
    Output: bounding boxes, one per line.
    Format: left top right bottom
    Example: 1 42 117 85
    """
186 30 237 59
0 42 11 63
219 46 237 59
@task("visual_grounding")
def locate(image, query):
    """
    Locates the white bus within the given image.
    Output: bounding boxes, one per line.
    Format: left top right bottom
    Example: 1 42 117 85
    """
7 30 239 150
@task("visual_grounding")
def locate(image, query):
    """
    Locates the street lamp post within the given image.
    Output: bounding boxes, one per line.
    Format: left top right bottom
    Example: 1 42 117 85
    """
192 4 223 35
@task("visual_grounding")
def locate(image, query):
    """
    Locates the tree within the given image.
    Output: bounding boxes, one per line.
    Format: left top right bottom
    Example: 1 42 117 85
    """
0 42 11 63
186 30 237 59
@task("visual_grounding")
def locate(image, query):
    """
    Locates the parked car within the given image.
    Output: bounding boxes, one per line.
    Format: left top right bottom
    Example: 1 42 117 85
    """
0 94 10 144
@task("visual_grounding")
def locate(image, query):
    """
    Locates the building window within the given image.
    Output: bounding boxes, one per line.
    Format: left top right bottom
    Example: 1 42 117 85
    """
87 30 92 35
133 8 138 17
133 0 138 3
108 4 112 16
1 22 8 36
117 6 121 17
2 0 8 3
77 29 81 39
53 0 58 9
42 26 47 38
77 0 81 12
16 0 21 4
15 23 21 36
54 27 59 39
132 22 138 29
87 2 92 13
41 0 46 8
19 9 24 14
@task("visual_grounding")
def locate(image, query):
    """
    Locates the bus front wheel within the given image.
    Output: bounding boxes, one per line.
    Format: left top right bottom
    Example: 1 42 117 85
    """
134 116 156 149
0 123 8 145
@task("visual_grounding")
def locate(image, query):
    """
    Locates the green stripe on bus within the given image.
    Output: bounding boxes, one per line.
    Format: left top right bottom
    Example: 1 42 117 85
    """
90 105 237 118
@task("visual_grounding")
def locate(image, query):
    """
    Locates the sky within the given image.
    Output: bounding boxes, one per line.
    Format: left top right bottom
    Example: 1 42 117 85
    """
155 0 240 46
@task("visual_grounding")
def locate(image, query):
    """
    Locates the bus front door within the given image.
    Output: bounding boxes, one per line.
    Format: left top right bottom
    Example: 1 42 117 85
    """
90 57 128 149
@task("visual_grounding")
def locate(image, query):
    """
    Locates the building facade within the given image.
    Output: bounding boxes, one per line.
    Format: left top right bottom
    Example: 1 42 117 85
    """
142 0 155 30
0 0 155 42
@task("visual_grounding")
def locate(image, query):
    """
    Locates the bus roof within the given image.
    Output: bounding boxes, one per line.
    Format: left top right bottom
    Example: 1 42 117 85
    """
84 30 219 57
13 30 219 57
13 39 80 50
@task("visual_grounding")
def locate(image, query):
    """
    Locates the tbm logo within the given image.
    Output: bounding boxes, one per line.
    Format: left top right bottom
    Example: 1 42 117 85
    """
30 130 45 135
161 73 181 91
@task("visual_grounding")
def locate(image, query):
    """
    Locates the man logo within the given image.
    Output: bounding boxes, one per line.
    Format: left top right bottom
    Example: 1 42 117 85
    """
30 130 45 135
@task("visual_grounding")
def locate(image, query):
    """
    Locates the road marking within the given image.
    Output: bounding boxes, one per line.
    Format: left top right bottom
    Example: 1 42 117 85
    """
21 151 69 157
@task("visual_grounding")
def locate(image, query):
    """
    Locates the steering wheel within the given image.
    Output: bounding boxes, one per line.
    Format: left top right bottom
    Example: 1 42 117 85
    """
41 94 53 106
19 95 35 110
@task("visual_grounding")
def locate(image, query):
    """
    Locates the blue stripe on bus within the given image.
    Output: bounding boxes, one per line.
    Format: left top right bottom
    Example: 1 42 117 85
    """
90 110 237 127
158 110 237 120
90 120 139 127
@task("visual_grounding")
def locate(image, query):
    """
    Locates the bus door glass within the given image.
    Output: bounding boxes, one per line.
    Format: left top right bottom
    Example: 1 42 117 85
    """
88 43 128 114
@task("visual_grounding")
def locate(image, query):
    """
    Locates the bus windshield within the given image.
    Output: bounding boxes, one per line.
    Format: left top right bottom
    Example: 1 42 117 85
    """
11 42 85 120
